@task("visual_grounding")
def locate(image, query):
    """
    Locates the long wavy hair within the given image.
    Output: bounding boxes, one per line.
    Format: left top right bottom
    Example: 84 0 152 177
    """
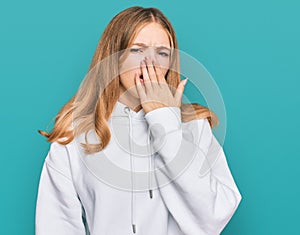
38 6 218 154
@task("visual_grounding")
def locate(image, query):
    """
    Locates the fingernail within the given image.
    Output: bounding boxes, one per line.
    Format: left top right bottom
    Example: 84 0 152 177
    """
183 78 188 85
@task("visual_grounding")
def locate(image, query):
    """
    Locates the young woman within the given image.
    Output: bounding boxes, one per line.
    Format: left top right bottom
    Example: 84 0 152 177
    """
35 6 242 235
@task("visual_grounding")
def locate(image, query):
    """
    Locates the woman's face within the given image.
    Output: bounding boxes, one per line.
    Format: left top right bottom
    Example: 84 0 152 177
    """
119 22 171 98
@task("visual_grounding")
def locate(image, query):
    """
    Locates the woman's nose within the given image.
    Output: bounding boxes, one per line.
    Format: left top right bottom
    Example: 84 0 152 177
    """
143 48 157 63
141 56 157 66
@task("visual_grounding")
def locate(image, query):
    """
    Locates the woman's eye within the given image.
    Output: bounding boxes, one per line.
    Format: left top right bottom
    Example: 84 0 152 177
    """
158 52 169 57
130 48 143 53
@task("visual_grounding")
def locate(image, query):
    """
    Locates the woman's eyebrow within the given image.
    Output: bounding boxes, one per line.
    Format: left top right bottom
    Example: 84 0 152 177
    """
131 43 171 51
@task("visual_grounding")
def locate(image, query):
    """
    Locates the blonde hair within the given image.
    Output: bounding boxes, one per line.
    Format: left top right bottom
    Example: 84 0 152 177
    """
38 6 218 154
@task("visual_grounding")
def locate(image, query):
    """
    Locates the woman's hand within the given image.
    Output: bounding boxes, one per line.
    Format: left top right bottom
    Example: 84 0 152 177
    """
135 56 188 114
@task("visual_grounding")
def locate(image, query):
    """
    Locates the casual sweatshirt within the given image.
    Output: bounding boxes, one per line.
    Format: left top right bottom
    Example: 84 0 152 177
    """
35 101 242 235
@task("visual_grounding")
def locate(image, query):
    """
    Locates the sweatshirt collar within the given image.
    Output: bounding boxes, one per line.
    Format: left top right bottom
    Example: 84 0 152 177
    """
111 101 146 119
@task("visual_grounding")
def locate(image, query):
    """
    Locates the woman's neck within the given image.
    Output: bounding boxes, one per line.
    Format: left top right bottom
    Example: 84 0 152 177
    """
118 86 143 113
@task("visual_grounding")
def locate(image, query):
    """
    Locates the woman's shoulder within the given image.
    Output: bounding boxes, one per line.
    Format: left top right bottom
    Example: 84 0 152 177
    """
182 116 211 132
182 117 214 153
43 140 76 180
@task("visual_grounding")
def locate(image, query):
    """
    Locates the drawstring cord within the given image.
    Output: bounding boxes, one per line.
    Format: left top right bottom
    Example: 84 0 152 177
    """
147 130 153 199
124 106 154 234
124 107 136 234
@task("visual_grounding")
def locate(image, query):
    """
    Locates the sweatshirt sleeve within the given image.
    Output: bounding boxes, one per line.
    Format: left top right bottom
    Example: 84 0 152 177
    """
35 142 87 235
145 107 242 235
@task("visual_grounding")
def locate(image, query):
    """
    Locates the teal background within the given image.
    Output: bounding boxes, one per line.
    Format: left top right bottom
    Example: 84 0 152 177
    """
1 0 299 234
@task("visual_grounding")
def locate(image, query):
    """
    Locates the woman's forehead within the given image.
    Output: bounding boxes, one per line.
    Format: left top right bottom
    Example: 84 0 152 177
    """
130 22 170 47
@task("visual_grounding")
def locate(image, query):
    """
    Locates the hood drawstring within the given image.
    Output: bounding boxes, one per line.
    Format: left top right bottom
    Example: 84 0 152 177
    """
147 129 153 199
124 106 154 234
124 106 137 234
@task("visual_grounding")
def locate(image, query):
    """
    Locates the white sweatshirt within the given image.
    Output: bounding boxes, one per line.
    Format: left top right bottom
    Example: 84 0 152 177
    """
35 101 242 235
